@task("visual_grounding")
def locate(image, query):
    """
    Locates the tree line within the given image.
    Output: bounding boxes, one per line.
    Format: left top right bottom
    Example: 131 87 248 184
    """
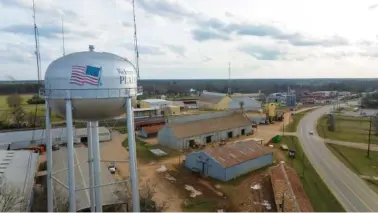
1 78 378 96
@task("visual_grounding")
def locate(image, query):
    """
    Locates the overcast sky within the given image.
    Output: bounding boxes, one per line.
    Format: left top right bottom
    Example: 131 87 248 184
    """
1 0 378 80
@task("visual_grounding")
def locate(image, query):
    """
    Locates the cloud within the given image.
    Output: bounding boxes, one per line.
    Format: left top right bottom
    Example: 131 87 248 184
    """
369 4 378 9
238 44 287 60
135 0 193 20
125 43 165 55
191 29 230 41
165 44 186 57
1 24 62 39
194 18 349 47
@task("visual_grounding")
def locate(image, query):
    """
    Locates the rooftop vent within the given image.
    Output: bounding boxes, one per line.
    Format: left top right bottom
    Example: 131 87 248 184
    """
89 45 95 52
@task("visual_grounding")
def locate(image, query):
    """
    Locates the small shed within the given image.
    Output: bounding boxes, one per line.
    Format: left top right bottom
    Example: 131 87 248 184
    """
138 125 164 138
184 140 274 182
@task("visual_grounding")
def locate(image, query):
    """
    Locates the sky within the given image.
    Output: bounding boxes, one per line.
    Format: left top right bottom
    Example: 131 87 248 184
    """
1 0 378 80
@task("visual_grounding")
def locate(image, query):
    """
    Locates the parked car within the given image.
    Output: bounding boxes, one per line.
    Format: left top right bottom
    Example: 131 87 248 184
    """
309 131 314 135
52 145 60 151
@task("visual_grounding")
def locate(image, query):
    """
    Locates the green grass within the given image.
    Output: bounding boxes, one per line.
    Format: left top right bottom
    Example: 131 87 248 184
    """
182 197 219 212
285 109 315 132
317 115 378 144
0 94 64 123
327 144 378 177
122 138 182 162
277 136 345 212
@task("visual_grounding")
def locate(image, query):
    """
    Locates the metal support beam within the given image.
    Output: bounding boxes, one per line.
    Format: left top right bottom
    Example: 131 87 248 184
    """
91 121 103 212
52 176 69 189
126 97 141 212
65 91 76 212
45 100 53 212
76 180 129 192
100 160 130 163
87 122 95 212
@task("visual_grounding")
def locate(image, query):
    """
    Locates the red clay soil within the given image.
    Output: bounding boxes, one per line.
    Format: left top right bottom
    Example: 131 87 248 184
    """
269 163 314 212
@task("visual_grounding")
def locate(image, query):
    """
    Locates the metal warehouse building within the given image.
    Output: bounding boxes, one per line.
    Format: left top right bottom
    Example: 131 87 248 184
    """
157 112 254 149
52 146 122 211
0 127 111 150
184 140 274 181
0 150 39 211
137 124 164 138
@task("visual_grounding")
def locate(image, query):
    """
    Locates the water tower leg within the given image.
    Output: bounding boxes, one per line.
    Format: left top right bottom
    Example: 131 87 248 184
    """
125 97 141 212
87 122 95 212
45 100 53 212
91 121 103 212
65 91 76 211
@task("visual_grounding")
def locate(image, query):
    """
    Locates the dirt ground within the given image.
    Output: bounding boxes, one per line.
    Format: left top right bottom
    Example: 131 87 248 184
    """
100 131 184 211
251 112 292 144
98 109 313 211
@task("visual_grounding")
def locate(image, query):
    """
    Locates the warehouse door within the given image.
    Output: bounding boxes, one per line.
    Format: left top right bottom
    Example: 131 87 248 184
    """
228 131 233 138
205 136 212 143
241 129 245 135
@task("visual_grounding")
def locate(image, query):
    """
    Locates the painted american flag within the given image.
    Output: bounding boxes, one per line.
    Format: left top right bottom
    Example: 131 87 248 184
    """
70 65 101 86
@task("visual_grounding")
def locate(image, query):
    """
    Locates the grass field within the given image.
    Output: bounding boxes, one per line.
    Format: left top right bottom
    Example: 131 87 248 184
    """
317 115 378 144
277 136 345 212
123 138 182 162
0 94 64 123
327 144 378 193
285 109 315 132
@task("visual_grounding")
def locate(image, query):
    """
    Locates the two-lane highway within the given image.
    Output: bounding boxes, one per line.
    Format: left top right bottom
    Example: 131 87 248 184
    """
298 106 378 212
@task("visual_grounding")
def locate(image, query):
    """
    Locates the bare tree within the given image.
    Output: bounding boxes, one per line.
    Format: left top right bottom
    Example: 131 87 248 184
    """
114 181 168 212
6 94 23 108
239 101 245 112
0 177 25 212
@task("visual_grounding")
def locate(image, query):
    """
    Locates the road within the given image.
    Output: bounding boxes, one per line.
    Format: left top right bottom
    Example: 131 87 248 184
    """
325 139 378 151
298 106 378 212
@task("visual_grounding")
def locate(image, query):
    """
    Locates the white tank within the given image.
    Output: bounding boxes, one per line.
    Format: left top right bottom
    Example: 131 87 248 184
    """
44 46 138 121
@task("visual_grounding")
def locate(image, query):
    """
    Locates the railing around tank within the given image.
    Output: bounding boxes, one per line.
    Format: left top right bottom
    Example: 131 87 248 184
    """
39 86 143 99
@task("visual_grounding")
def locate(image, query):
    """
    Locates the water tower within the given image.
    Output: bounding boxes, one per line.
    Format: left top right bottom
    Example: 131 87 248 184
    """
42 45 141 212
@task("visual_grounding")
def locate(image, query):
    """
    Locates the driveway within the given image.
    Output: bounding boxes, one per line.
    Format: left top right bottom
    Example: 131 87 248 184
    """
298 106 378 212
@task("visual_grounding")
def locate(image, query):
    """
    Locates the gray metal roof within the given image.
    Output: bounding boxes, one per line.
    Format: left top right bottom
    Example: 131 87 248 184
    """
75 127 110 137
0 150 39 211
52 146 122 211
0 128 72 145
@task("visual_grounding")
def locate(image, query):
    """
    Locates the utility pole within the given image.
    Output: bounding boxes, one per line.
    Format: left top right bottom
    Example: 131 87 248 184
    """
227 62 231 96
367 116 372 158
132 0 140 79
61 17 66 56
302 151 305 177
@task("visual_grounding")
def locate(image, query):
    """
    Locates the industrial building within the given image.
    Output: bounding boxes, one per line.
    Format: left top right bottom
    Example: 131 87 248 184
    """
0 150 39 211
228 97 261 111
0 127 111 150
196 91 261 111
137 125 164 138
75 127 111 142
133 108 159 119
270 163 314 212
196 93 232 110
173 99 199 109
157 112 254 149
184 140 273 181
139 99 172 109
52 146 122 211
